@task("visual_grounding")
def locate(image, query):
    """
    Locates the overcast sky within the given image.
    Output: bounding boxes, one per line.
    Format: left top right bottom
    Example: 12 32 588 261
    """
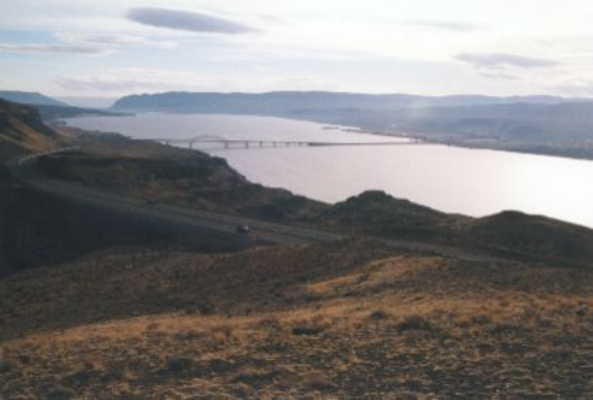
2 0 593 99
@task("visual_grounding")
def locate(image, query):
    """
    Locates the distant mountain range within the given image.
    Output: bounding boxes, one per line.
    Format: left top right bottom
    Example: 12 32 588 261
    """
112 91 587 113
5 89 593 160
0 91 70 107
112 90 593 160
0 91 126 121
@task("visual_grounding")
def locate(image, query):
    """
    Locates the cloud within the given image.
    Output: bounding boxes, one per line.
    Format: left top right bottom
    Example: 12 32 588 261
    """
55 32 177 49
404 20 481 32
551 79 593 97
479 72 520 80
0 43 104 54
126 7 257 34
54 68 341 95
455 52 558 69
56 76 165 92
55 68 219 93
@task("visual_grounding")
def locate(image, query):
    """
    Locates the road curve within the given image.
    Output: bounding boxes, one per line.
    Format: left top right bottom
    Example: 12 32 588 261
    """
7 148 511 263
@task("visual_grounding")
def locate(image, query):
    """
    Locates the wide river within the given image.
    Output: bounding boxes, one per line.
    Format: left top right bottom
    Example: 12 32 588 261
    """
66 113 593 228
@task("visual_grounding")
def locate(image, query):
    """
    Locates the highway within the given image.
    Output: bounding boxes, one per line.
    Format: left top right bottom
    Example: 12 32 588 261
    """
8 147 344 246
7 148 513 263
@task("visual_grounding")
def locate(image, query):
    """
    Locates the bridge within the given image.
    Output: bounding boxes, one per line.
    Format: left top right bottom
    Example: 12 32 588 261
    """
142 135 424 149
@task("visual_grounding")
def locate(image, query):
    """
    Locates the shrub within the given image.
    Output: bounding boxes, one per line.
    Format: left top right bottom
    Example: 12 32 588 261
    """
397 315 434 332
292 326 324 336
369 310 390 321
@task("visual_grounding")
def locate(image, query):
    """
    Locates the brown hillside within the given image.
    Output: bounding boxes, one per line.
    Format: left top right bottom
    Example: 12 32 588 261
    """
3 241 593 398
0 99 58 162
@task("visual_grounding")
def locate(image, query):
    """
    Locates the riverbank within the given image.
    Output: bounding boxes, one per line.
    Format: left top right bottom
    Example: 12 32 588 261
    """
62 112 593 229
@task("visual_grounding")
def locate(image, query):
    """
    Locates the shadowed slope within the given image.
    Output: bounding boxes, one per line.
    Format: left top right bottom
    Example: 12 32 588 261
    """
313 190 593 266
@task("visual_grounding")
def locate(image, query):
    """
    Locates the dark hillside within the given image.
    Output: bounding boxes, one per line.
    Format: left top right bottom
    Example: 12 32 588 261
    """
0 165 11 274
311 190 466 240
1 185 245 276
314 190 593 266
0 100 61 274
462 211 593 265
38 136 328 222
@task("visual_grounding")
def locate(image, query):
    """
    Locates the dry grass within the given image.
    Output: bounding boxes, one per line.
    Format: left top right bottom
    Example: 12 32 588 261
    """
3 241 593 398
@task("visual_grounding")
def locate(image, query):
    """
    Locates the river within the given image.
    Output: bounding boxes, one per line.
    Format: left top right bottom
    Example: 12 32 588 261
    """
66 113 593 228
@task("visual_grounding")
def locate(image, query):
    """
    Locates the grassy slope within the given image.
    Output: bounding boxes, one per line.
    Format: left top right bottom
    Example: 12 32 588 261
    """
2 240 593 398
0 99 58 162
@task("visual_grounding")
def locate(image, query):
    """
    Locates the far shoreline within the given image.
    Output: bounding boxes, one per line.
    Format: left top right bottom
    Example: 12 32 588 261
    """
59 111 593 164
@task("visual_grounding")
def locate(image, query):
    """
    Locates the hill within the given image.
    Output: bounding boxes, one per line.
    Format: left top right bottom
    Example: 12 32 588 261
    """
462 210 593 265
310 190 466 241
37 132 328 222
2 238 593 398
0 99 73 275
35 104 126 121
0 90 69 107
312 190 593 266
0 99 58 162
0 91 126 122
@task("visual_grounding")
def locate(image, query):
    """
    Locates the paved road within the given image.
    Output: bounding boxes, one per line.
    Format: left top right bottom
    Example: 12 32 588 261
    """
8 148 344 246
7 148 511 263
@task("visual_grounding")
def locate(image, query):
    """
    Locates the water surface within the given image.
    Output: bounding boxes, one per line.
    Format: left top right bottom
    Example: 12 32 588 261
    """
67 113 593 228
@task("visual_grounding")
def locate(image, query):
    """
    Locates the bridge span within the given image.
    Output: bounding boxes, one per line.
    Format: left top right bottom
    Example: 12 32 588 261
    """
142 136 424 149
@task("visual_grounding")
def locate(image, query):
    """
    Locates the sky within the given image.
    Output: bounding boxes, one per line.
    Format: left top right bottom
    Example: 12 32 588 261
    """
3 0 593 100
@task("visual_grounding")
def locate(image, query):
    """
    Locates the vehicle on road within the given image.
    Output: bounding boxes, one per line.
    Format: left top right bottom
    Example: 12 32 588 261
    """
236 224 250 234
